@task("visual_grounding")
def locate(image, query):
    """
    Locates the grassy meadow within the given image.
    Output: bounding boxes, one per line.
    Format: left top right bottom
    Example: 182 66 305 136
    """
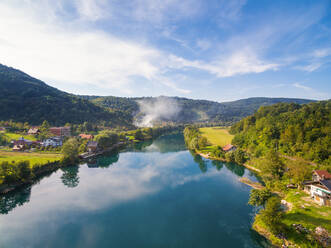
0 151 61 167
1 132 37 142
199 127 234 147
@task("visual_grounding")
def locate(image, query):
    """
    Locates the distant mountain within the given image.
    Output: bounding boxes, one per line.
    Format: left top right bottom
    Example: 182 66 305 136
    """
82 95 314 124
0 64 132 126
0 63 314 126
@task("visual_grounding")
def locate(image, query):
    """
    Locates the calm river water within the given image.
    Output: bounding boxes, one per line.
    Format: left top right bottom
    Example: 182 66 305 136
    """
0 133 269 248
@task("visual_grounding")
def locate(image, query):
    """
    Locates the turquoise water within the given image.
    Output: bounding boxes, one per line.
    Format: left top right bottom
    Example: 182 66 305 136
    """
0 134 269 248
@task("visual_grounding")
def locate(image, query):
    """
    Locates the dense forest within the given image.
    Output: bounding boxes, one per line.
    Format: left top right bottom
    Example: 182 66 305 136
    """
230 100 331 165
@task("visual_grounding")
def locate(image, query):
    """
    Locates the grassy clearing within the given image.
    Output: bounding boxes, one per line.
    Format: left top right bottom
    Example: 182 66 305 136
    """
199 127 233 147
2 132 37 142
283 190 331 232
0 151 61 167
254 189 331 247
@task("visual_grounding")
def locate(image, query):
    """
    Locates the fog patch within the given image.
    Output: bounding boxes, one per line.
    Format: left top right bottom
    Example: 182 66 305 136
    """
135 97 180 127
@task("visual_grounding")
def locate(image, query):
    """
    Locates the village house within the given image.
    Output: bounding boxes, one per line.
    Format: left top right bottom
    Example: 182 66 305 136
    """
222 144 236 152
0 127 7 132
42 137 63 147
12 137 34 151
86 141 98 153
49 127 71 137
27 127 40 135
304 170 331 206
312 170 331 181
79 134 94 140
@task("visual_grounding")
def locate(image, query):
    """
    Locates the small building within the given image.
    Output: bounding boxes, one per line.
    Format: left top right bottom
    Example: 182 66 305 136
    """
28 127 40 135
312 170 331 181
42 137 63 147
12 137 33 147
79 134 94 140
87 141 98 153
13 144 24 151
0 127 7 132
222 144 236 152
49 127 71 137
306 180 331 206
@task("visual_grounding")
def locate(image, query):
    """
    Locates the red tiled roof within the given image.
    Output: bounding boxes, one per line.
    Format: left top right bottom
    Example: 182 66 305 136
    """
222 144 234 151
314 170 331 180
79 134 94 139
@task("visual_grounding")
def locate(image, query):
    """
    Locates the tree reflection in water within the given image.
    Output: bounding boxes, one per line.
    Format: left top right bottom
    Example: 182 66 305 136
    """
61 166 80 188
211 160 223 171
190 151 208 173
0 186 31 214
224 162 245 177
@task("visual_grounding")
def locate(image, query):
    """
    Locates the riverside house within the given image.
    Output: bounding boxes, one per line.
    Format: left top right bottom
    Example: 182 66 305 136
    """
304 170 331 206
222 144 236 152
87 141 99 153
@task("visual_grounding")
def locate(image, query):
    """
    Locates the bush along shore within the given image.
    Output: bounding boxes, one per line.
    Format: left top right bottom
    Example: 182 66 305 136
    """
0 125 183 195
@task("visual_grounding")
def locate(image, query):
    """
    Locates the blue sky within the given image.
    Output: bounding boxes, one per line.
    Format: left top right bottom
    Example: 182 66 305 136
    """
0 0 330 101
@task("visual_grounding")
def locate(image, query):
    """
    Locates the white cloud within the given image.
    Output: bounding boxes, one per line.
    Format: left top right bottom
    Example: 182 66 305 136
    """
292 83 312 91
312 48 331 58
0 2 167 94
295 63 322 72
168 48 278 78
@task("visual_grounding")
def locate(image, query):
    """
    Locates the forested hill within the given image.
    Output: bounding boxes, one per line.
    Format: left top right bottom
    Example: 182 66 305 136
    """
0 63 314 126
230 100 331 165
82 95 313 123
0 64 132 126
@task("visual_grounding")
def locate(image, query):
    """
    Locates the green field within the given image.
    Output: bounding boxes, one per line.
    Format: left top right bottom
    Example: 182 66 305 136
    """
2 132 37 142
199 127 234 147
0 151 61 167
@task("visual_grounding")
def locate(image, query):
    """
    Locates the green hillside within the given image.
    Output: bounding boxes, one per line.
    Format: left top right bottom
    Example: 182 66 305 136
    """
230 100 331 165
0 64 133 127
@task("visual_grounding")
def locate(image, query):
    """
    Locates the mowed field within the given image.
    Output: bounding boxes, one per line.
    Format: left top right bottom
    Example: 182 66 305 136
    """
1 132 37 142
199 127 234 147
0 151 61 167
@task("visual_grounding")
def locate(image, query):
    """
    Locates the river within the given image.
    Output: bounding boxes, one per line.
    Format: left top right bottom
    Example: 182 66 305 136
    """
0 133 269 248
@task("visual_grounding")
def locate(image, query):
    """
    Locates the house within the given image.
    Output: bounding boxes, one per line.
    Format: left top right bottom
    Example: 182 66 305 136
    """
12 137 33 151
12 137 34 146
12 144 24 151
42 137 63 147
303 170 331 206
87 141 98 153
222 144 236 152
49 127 71 137
79 134 94 140
27 127 40 135
312 170 331 181
305 180 331 206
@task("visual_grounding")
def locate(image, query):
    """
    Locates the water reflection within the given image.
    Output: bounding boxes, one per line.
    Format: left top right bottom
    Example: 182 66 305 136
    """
0 186 31 214
224 162 245 177
61 166 80 188
211 160 223 171
0 133 266 248
87 153 119 168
